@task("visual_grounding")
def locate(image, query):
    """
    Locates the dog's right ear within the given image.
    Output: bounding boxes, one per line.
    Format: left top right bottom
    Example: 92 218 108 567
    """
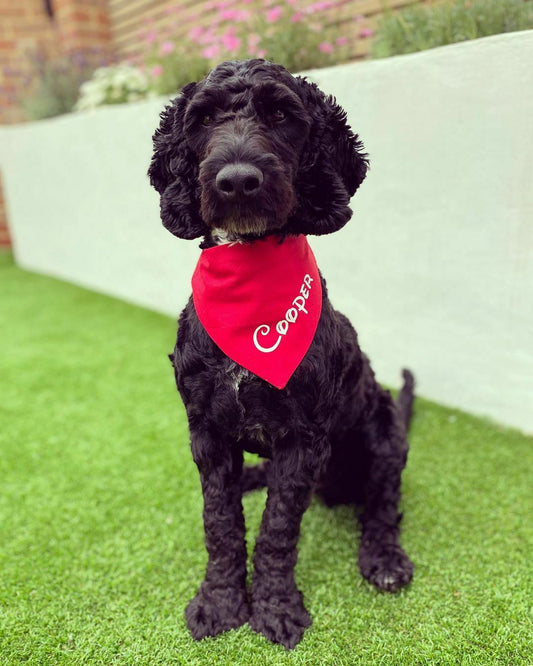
148 82 208 240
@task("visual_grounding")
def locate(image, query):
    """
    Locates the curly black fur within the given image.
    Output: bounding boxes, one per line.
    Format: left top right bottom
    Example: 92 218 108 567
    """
149 59 414 650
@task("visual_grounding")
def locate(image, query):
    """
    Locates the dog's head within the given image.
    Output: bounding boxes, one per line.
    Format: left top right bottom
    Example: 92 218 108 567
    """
148 59 368 241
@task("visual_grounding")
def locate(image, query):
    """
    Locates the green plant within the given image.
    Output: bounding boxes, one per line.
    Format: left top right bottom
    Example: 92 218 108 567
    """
143 46 210 97
372 0 533 58
140 1 352 97
21 49 106 120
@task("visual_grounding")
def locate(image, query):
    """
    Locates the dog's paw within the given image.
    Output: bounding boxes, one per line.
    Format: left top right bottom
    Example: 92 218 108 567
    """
185 582 249 640
249 588 311 649
359 542 414 592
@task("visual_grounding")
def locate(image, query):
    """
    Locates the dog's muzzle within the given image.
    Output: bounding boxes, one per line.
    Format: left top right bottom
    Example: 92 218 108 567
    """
199 120 295 234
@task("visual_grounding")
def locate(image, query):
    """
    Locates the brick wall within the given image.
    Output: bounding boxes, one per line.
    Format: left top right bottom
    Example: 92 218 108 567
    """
0 0 112 125
0 0 57 125
52 0 112 54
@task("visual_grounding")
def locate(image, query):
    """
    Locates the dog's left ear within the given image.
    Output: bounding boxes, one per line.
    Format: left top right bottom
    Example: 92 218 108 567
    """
148 82 208 240
287 78 369 236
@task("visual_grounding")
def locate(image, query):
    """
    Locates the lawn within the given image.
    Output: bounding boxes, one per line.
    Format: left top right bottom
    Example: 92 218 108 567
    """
1 251 531 665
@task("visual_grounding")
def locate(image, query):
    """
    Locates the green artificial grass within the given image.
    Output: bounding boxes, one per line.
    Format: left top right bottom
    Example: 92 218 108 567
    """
1 251 531 665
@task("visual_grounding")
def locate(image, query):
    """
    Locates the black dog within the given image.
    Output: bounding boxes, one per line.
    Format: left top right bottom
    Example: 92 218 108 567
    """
149 59 414 650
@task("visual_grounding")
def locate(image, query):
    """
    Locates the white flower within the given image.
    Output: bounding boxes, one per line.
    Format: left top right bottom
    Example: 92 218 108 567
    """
75 63 151 110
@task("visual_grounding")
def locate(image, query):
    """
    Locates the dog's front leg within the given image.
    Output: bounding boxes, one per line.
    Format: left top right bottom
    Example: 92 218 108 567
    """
185 433 249 640
249 434 325 649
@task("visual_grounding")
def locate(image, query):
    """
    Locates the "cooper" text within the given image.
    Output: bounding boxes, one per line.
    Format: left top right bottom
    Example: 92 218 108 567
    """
253 274 314 353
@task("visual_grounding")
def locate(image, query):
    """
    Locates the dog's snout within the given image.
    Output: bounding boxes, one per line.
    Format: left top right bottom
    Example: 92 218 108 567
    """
215 164 264 201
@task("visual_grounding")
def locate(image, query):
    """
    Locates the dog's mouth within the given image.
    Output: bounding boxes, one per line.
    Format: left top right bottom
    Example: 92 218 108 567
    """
214 213 272 237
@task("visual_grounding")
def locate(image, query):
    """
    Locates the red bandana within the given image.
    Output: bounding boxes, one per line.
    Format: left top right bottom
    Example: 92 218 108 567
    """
191 234 322 389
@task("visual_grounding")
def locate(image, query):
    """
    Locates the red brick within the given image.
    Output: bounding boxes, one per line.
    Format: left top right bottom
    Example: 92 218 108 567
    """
0 228 11 248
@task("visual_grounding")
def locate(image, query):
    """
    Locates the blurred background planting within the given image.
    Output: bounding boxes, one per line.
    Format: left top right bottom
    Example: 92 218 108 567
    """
372 0 533 58
78 1 353 110
2 0 532 123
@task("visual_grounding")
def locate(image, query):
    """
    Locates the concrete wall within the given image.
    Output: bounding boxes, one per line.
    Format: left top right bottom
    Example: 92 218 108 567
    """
1 31 532 433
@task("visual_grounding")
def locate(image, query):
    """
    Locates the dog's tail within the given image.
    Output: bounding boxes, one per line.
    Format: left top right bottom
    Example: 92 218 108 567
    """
397 368 415 430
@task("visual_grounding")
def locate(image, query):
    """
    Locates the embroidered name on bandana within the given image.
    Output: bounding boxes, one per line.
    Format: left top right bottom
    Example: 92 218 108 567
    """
191 234 322 389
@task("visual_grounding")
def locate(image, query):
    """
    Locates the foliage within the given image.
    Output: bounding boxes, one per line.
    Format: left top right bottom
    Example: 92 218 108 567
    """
142 0 351 92
21 48 107 120
372 0 533 58
22 0 533 117
142 44 213 98
76 1 354 108
74 64 156 112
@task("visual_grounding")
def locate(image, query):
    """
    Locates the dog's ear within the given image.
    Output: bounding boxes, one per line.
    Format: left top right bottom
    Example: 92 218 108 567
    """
287 78 369 236
148 82 208 240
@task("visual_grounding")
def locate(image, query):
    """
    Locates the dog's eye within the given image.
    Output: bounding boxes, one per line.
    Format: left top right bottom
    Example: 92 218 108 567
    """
270 109 285 123
201 114 212 127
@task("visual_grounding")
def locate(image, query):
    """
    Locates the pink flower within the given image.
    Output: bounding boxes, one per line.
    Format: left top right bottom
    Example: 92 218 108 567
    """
144 29 157 45
359 28 374 38
318 41 334 54
266 6 283 23
257 49 267 58
198 28 216 45
290 11 304 23
219 8 249 21
150 64 163 77
202 44 220 59
188 25 204 41
336 36 348 46
159 40 174 55
307 1 331 13
222 28 241 53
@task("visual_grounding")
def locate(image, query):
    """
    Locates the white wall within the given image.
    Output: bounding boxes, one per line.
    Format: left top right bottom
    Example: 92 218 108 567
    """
1 31 532 433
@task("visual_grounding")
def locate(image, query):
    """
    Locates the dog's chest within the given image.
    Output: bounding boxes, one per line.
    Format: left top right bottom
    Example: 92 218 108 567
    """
226 365 275 456
228 365 251 393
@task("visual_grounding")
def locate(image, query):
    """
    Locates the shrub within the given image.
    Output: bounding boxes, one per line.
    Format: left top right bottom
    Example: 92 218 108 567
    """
142 44 212 97
372 0 533 58
74 1 353 109
21 49 107 120
137 0 352 97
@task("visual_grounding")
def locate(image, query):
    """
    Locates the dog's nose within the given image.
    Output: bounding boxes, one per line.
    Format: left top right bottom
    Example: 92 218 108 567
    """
215 164 263 200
